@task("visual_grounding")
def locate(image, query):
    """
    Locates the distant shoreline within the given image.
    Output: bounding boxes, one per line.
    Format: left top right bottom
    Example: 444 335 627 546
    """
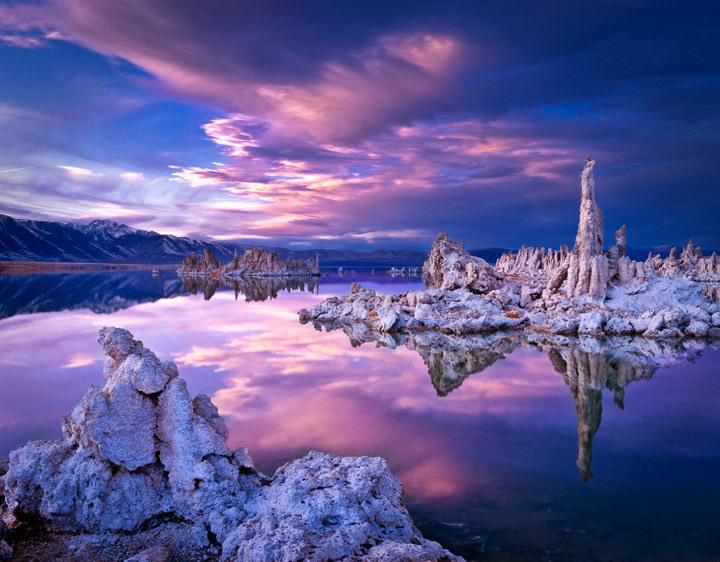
0 261 426 274
0 261 180 274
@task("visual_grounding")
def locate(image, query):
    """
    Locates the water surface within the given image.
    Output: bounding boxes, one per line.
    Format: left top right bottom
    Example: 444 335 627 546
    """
1 269 719 561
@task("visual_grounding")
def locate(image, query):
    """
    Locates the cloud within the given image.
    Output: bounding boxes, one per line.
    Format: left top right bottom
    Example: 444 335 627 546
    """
58 165 101 178
0 32 46 48
0 0 718 249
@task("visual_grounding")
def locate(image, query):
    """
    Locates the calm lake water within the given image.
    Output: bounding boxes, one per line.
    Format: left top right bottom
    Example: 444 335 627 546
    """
1 269 719 561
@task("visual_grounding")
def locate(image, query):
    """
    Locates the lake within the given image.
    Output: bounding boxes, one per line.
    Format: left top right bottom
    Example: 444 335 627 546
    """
1 269 719 561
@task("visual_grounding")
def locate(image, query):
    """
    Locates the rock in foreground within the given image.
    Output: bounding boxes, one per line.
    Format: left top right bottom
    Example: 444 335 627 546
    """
0 328 461 562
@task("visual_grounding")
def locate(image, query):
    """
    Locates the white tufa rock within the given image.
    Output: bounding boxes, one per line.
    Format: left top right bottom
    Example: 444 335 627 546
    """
299 160 719 343
563 157 610 301
422 233 503 293
1 328 461 562
496 245 570 277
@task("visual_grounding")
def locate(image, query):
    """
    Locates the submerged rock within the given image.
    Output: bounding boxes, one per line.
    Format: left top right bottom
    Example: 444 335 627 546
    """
1 328 461 561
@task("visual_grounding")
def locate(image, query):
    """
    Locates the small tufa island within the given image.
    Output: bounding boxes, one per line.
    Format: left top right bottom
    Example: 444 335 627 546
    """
178 246 320 278
300 157 720 340
0 328 461 561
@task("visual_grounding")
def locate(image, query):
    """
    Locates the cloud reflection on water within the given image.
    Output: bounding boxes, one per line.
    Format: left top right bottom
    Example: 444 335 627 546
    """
0 287 573 500
2 277 720 559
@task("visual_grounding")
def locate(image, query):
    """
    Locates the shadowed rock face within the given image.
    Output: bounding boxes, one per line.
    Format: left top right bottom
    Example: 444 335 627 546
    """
0 517 10 559
0 328 461 562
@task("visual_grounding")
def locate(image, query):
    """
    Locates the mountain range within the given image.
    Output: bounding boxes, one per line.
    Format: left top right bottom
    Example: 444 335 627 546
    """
0 214 708 267
0 214 460 266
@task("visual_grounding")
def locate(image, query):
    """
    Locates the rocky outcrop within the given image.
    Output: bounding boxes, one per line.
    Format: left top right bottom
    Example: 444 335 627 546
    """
178 247 319 278
495 245 570 277
177 248 222 276
501 160 646 298
561 157 610 300
222 451 455 561
698 251 720 277
300 156 719 343
221 247 319 277
653 240 720 280
605 225 625 279
0 328 461 561
422 233 503 293
2 327 254 540
300 272 719 341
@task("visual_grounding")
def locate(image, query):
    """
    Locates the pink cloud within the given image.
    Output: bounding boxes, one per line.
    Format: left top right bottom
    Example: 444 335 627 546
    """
0 1 464 143
170 115 578 242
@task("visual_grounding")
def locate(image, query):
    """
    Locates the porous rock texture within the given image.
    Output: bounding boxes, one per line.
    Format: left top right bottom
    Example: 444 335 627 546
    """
562 157 610 300
422 233 503 293
222 451 455 562
0 328 461 562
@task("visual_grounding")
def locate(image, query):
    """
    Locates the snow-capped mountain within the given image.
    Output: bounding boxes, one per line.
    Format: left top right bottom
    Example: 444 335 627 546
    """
0 214 237 264
0 213 513 265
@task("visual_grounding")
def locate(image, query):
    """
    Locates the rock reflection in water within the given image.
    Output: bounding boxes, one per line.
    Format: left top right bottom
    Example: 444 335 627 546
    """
545 342 653 481
181 275 319 302
309 318 716 480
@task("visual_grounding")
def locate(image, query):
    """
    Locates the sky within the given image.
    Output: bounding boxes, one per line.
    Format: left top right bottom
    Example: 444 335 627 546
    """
0 0 718 251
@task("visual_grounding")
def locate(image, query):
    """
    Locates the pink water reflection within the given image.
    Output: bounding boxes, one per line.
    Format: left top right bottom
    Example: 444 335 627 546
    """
3 279 720 560
0 287 573 502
